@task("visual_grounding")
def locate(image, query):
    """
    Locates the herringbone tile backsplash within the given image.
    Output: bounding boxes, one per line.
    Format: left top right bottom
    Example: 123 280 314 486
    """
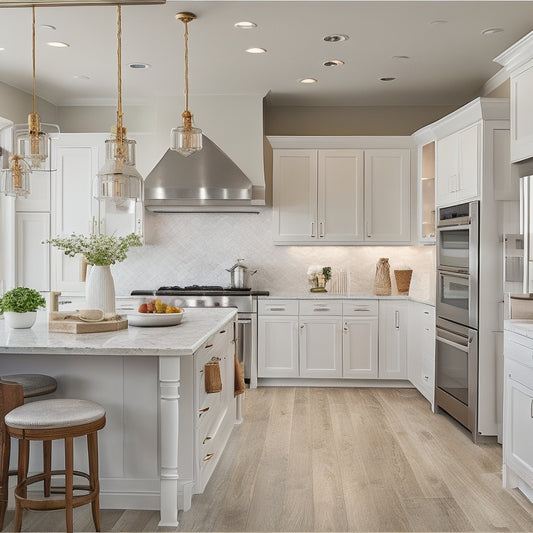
112 208 435 302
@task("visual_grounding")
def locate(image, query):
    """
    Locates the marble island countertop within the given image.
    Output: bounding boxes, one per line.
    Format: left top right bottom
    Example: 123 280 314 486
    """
258 293 434 306
504 319 533 338
0 307 237 357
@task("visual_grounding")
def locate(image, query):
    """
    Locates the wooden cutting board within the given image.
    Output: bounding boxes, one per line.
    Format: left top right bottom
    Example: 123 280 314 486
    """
48 312 128 334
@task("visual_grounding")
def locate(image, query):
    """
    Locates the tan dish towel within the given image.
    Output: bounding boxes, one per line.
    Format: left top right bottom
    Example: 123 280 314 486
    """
205 357 222 393
234 353 245 397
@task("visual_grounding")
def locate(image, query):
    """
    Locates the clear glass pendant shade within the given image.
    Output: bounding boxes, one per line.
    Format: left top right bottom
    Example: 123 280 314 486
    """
170 123 202 157
94 137 143 204
0 155 31 198
17 128 49 169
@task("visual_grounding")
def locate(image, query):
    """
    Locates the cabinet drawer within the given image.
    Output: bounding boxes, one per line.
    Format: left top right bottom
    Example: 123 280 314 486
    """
506 359 533 391
299 300 342 315
342 300 378 317
505 338 533 371
258 300 298 315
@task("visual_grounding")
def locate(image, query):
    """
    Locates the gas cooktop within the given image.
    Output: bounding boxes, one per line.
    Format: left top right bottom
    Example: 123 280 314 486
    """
131 285 252 296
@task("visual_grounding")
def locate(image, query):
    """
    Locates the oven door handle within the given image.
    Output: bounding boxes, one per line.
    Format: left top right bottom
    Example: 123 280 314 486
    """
438 270 470 280
436 335 469 353
437 221 471 230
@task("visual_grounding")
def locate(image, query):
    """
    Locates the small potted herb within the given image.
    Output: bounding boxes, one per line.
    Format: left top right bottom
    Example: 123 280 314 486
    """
0 286 46 329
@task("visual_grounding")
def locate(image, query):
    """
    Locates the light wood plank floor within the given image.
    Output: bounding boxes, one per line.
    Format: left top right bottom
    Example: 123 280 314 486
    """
3 387 533 532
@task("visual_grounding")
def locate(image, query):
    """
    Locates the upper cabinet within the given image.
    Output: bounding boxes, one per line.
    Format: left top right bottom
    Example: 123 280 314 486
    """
495 32 533 163
269 137 413 245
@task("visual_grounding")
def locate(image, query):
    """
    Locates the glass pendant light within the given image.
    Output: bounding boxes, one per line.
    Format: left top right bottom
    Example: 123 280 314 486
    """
17 6 49 169
94 5 143 206
0 155 31 198
170 12 202 157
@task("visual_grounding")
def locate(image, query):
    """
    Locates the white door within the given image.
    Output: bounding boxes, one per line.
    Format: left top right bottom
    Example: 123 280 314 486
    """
51 134 103 292
273 150 317 243
258 316 299 378
299 316 342 378
364 149 410 242
436 133 458 206
378 301 408 379
456 123 480 202
342 317 378 378
15 212 50 291
318 149 364 242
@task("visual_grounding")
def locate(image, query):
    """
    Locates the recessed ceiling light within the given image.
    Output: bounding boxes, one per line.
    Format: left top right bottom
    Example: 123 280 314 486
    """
73 74 90 80
323 34 349 43
323 59 344 67
129 63 151 69
299 78 317 84
39 24 56 30
481 27 504 35
234 21 257 29
380 77 397 82
430 20 448 25
0 48 5 51
246 47 266 54
47 41 69 48
392 55 410 60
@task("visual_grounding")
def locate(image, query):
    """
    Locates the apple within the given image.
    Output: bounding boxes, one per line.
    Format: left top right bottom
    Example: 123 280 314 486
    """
138 303 148 313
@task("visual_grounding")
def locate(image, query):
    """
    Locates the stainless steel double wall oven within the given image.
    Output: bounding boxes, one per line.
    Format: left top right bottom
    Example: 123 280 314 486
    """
435 201 479 440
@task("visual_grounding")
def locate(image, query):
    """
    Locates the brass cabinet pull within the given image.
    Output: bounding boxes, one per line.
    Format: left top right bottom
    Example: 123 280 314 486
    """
203 436 212 444
198 407 210 417
205 343 214 349
203 453 215 462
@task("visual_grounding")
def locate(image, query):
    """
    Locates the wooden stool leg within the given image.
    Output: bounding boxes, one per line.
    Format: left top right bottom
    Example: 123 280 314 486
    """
14 439 29 533
43 440 52 497
0 428 10 530
87 432 101 532
64 437 74 533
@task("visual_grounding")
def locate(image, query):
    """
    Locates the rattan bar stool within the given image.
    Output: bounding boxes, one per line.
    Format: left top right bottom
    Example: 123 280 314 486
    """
2 381 106 533
0 374 57 530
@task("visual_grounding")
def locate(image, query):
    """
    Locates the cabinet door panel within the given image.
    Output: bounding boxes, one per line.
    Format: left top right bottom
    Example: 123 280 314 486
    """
52 139 101 292
511 66 533 163
273 150 317 242
258 316 299 377
456 123 480 202
318 150 364 242
342 318 378 378
379 301 408 379
299 317 342 378
16 212 50 291
436 133 458 206
364 149 410 242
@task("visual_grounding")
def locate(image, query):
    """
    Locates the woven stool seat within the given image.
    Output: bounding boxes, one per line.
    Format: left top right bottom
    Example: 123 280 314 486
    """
6 399 105 430
1 373 57 398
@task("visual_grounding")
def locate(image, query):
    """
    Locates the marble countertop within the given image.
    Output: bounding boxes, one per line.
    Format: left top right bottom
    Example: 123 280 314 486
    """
0 308 237 357
504 319 533 338
258 293 435 306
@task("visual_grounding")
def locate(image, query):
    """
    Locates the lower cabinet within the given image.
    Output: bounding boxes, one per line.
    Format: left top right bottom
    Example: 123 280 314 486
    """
407 301 436 404
503 331 533 502
258 298 408 381
378 300 408 379
299 316 343 378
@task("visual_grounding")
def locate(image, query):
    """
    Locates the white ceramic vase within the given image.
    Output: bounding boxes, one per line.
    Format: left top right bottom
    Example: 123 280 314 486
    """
85 265 116 314
4 311 37 329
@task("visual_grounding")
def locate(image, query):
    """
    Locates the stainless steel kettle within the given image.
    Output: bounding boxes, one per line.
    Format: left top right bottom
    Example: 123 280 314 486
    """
226 259 257 289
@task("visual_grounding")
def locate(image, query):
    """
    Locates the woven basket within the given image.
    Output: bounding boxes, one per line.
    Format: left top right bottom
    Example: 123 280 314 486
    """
205 357 222 393
394 269 413 295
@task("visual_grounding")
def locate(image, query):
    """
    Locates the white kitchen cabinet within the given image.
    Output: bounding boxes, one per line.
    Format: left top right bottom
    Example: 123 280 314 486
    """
342 300 379 378
51 135 102 292
419 141 436 243
15 212 50 291
258 300 299 378
364 149 411 242
378 300 408 379
299 315 343 378
436 123 480 207
15 171 51 213
407 301 435 405
503 328 533 503
272 149 364 243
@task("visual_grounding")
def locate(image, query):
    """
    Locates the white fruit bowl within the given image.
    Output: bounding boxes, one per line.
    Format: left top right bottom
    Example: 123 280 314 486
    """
127 311 184 327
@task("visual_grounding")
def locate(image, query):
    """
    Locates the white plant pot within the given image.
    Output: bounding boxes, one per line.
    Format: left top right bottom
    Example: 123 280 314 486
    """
4 311 37 329
85 265 116 314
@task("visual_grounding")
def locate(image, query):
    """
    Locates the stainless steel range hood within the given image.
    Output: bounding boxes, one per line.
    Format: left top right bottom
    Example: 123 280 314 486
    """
144 135 263 213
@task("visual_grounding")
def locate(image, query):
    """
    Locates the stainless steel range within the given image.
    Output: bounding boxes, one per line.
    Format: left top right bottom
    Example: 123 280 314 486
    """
131 285 267 388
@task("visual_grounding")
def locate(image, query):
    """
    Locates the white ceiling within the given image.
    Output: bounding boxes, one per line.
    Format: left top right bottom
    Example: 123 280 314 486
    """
0 1 532 108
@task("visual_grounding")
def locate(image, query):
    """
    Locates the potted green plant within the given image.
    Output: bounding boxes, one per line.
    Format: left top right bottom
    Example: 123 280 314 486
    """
46 232 142 314
0 286 46 329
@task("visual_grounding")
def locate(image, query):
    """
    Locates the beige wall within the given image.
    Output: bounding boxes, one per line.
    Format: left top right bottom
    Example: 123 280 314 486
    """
0 81 57 125
264 105 460 136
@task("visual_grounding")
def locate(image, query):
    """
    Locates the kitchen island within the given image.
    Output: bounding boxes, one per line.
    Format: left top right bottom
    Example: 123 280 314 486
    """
0 307 238 527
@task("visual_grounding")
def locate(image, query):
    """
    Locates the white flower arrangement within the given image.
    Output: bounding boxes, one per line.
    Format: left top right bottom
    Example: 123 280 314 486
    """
307 265 324 281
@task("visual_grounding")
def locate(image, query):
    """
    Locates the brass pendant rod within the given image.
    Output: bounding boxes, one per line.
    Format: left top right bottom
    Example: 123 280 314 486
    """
31 4 36 115
116 4 124 146
183 17 189 113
